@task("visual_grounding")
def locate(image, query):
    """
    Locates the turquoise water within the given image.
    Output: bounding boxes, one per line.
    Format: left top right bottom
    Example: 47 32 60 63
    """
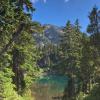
37 75 69 93
32 75 69 100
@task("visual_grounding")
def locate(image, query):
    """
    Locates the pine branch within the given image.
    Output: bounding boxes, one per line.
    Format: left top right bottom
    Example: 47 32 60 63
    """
0 22 25 56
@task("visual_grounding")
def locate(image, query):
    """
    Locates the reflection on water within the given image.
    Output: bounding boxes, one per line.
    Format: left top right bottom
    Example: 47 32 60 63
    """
32 75 69 100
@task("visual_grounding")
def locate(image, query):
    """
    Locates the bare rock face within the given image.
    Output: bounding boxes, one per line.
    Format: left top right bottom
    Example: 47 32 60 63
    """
33 24 64 47
44 24 64 44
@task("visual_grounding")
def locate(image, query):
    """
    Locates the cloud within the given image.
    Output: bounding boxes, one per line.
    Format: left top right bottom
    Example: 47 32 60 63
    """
31 0 38 3
31 0 47 3
31 0 69 4
43 0 47 3
65 0 69 3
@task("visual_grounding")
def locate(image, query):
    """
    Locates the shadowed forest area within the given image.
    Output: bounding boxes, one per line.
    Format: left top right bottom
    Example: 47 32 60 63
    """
0 0 100 100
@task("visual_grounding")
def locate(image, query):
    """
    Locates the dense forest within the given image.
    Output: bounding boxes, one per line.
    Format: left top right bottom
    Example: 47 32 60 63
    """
0 0 100 100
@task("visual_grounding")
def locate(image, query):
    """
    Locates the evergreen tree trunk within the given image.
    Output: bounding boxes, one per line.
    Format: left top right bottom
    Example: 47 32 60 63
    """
82 80 88 94
63 75 75 100
12 48 20 91
12 48 25 92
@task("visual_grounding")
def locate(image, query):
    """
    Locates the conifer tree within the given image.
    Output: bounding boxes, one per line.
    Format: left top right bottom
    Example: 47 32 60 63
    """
62 20 82 99
0 0 43 99
87 6 100 84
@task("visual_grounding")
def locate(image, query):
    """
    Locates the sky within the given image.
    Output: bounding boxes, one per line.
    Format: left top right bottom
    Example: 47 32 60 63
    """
31 0 100 32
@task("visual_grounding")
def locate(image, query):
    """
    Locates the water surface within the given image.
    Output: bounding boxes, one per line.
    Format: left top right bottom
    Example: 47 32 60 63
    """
32 75 69 100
